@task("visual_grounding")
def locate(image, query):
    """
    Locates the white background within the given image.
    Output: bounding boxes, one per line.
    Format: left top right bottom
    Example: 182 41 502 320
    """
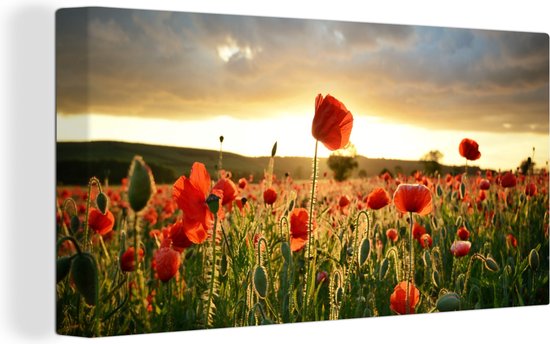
1 0 548 343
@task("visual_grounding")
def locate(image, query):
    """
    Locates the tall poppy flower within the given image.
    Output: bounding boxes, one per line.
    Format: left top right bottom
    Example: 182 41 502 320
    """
88 208 115 236
172 162 222 244
450 240 471 257
459 138 481 161
390 281 420 315
289 208 309 252
366 187 391 210
393 184 433 216
500 172 517 188
311 94 353 151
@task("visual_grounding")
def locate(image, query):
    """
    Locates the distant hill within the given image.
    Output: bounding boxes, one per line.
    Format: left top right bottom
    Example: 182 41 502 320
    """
56 141 477 185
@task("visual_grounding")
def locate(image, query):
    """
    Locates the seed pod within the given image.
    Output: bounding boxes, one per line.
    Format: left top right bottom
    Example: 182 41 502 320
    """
56 255 73 283
529 249 539 271
484 256 500 272
459 182 466 199
220 253 228 277
205 193 221 214
96 191 109 215
127 156 155 213
281 242 291 264
436 292 461 312
358 238 371 266
70 253 98 306
436 184 443 197
379 258 389 280
335 286 344 305
253 265 268 299
69 215 80 234
262 318 274 325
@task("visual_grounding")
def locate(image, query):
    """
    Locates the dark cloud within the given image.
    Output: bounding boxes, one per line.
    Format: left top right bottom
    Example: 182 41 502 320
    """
56 8 548 134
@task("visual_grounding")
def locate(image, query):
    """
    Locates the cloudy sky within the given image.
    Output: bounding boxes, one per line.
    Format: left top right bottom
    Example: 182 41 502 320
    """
56 7 549 171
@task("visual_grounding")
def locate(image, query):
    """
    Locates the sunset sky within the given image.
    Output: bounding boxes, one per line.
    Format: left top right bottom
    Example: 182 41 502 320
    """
56 7 549 171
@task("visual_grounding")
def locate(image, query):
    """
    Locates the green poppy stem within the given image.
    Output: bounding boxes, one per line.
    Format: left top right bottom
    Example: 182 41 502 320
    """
303 139 319 320
406 212 414 314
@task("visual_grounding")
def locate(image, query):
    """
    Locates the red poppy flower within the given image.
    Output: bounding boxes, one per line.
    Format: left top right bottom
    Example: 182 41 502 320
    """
412 223 426 241
500 172 517 188
457 226 470 240
289 208 309 252
238 178 247 189
386 228 399 243
450 240 471 257
172 162 222 244
459 138 481 161
213 177 237 206
263 187 277 205
419 233 432 248
88 208 115 236
169 220 194 252
120 246 144 272
390 281 420 315
366 187 391 210
525 182 537 197
506 234 518 248
338 195 351 208
479 179 490 190
154 238 181 282
393 184 433 216
311 94 354 151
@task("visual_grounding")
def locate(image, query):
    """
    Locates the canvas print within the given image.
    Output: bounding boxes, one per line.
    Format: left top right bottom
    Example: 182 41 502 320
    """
56 7 549 337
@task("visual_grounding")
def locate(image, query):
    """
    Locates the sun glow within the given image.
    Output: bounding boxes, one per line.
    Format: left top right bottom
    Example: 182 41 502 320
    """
57 113 548 172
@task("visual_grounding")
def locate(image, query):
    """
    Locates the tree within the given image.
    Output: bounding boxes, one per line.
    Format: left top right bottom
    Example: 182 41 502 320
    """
520 157 535 175
327 143 358 181
420 150 443 176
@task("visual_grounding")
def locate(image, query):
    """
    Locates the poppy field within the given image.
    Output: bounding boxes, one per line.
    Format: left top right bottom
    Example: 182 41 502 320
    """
56 94 549 337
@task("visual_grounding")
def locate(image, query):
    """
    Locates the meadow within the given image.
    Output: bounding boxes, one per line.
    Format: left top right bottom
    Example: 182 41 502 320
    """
55 94 549 337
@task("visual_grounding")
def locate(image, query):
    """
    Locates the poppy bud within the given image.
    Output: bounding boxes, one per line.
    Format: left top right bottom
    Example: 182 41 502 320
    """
96 191 109 215
484 256 500 272
71 253 98 305
379 258 389 280
528 249 539 271
271 141 277 157
436 292 461 312
358 238 371 266
206 193 221 214
70 215 80 233
127 156 155 213
335 286 344 305
219 135 224 143
56 255 73 283
253 265 268 299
